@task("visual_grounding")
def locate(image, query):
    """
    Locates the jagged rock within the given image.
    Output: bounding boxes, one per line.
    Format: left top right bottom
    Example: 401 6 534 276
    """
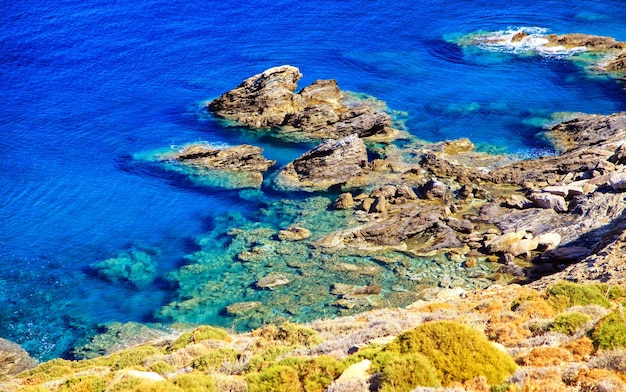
256 274 290 289
443 138 474 154
334 192 354 209
605 51 626 72
208 65 399 141
330 283 355 295
542 185 569 197
529 192 568 212
225 301 262 316
274 134 369 191
458 184 474 199
278 226 311 241
0 338 37 378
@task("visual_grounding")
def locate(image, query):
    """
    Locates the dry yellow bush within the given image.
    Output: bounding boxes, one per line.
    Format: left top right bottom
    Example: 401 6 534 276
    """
516 347 574 367
575 368 626 392
560 337 595 361
415 302 455 313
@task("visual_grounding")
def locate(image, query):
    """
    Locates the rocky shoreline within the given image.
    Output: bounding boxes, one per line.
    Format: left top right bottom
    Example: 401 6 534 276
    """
4 31 626 391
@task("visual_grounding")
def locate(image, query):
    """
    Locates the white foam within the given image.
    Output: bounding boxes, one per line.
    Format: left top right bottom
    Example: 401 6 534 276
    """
466 27 587 59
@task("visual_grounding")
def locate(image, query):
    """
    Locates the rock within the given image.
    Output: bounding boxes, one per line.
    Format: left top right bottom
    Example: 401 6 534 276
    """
542 185 569 197
360 198 375 212
274 134 369 191
369 196 388 213
0 338 37 378
421 178 447 200
499 261 525 277
443 138 474 154
346 285 382 296
507 238 539 257
536 232 561 251
334 359 371 383
334 192 354 209
278 226 311 241
330 283 355 295
503 194 533 209
446 217 473 234
395 184 418 200
256 274 290 289
485 231 526 253
543 247 590 263
605 51 626 72
609 170 626 191
529 192 568 212
225 301 262 316
544 33 626 51
208 65 399 141
458 184 474 199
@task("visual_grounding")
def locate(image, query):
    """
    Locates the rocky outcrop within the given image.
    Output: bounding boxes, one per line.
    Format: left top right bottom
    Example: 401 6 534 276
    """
156 143 275 189
544 33 626 51
0 338 37 378
274 134 369 191
208 65 400 142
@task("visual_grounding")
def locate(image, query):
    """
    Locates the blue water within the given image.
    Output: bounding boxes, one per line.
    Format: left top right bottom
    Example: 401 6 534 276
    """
2 0 626 360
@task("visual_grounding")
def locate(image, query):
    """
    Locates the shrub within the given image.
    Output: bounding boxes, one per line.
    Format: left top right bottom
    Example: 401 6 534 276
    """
252 322 322 347
109 346 162 370
591 310 626 350
191 348 241 372
378 353 441 391
57 375 106 392
385 321 517 386
516 347 573 367
169 326 231 352
246 355 344 392
545 282 610 311
561 337 595 361
149 361 175 375
550 312 591 335
172 372 217 392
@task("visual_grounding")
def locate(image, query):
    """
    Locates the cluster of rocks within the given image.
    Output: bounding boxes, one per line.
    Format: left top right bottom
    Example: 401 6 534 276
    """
208 65 401 142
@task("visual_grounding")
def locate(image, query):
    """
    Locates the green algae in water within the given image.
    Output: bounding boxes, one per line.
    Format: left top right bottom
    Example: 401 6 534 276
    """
155 195 500 331
90 247 160 289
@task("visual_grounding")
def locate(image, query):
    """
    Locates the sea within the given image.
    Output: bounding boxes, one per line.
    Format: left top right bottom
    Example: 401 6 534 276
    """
2 0 626 361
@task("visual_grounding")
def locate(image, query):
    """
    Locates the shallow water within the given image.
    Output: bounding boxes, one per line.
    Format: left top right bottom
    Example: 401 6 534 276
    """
2 0 626 360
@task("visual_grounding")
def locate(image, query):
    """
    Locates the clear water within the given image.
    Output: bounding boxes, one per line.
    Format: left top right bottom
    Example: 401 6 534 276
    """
2 0 626 360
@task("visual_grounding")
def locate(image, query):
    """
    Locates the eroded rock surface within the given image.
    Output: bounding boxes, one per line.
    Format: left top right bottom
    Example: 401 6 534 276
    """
0 338 37 378
208 65 400 141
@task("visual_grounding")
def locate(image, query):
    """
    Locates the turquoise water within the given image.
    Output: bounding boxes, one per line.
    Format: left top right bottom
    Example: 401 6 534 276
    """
2 0 626 360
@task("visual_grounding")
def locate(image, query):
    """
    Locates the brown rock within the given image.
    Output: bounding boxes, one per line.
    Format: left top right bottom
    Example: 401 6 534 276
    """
208 65 399 141
256 274 290 289
334 192 354 209
274 134 369 191
278 227 311 241
544 33 626 51
225 301 262 316
529 192 568 212
0 338 37 378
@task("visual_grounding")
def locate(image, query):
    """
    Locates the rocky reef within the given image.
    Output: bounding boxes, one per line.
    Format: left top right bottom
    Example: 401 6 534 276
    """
457 28 626 75
208 65 402 142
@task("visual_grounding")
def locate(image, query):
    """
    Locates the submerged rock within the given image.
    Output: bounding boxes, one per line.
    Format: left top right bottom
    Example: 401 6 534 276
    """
278 226 311 241
208 65 400 142
155 143 275 189
256 274 290 289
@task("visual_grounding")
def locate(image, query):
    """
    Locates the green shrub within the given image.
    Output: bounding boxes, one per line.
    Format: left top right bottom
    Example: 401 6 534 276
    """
246 363 301 392
343 344 384 368
149 361 175 375
246 355 344 392
378 353 441 391
109 346 161 370
254 322 323 347
172 372 217 392
57 375 106 392
191 348 241 372
594 284 626 301
385 321 516 386
545 282 610 311
169 326 231 352
592 310 626 350
550 312 591 335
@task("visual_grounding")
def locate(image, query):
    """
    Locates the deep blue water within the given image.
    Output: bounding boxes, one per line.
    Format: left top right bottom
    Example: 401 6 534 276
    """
2 0 626 360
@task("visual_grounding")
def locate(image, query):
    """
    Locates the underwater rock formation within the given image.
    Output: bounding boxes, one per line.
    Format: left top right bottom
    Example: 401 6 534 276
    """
151 143 275 189
208 65 400 142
